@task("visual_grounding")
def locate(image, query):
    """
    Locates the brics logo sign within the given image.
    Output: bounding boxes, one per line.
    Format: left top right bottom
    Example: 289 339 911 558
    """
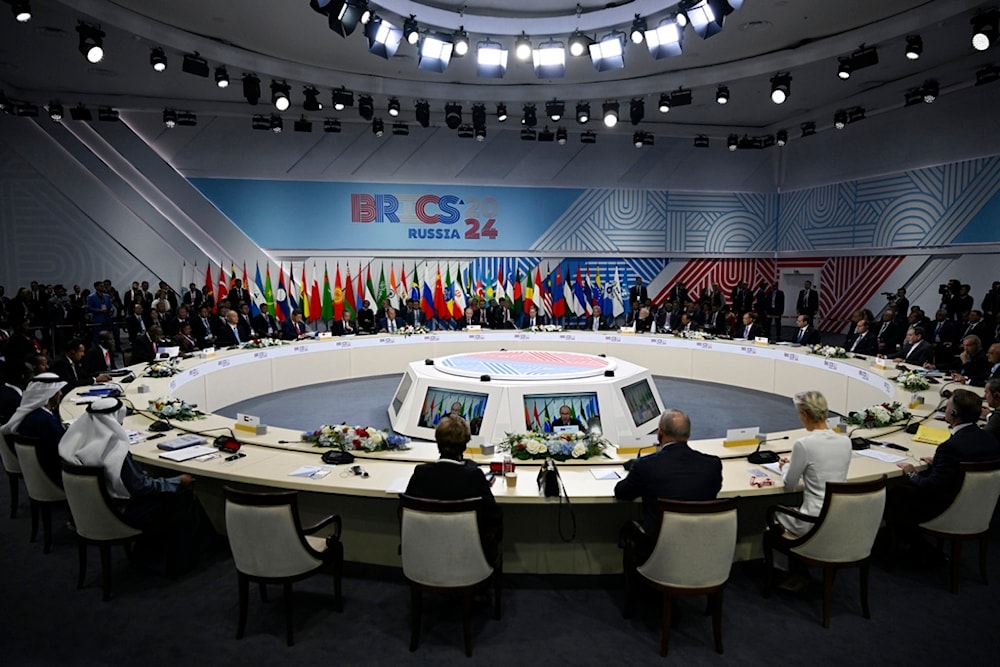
351 193 499 240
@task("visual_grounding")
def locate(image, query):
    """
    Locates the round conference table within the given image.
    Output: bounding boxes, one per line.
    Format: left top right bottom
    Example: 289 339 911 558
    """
60 331 963 574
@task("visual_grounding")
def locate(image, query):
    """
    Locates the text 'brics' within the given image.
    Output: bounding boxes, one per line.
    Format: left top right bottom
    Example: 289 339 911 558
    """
351 193 500 241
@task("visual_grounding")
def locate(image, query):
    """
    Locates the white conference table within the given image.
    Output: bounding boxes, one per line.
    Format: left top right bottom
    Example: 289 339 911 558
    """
61 331 962 574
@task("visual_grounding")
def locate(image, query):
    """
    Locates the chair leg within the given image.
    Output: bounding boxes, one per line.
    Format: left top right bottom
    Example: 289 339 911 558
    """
979 536 989 585
76 540 88 590
494 556 503 621
236 573 249 640
462 589 474 657
29 500 39 542
409 585 422 652
6 473 18 518
711 590 725 654
860 562 871 620
950 538 963 595
762 541 774 599
333 542 344 613
283 582 295 647
99 543 113 602
822 567 836 629
660 592 673 657
41 504 53 554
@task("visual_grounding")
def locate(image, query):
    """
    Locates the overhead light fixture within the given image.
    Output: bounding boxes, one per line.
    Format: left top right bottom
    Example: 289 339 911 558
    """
252 114 270 130
644 16 682 59
921 79 938 103
661 88 692 111
976 64 1000 86
0 92 8 113
534 39 566 78
69 104 92 121
520 128 537 141
629 98 644 125
727 133 738 151
415 100 430 127
182 53 209 77
589 31 625 72
770 72 791 104
681 0 726 39
575 102 590 124
419 33 454 73
630 15 647 44
332 88 353 111
569 31 592 57
150 48 167 72
271 81 291 111
47 101 63 122
776 129 787 146
716 85 729 104
537 127 555 143
215 66 229 88
445 102 462 129
580 131 597 144
98 106 118 122
838 59 852 80
556 127 567 145
515 33 532 61
294 116 313 133
903 87 924 107
545 100 565 122
270 114 283 133
366 16 402 59
657 93 670 113
496 103 508 122
163 108 177 129
694 135 710 148
358 94 374 120
316 0 367 37
971 9 999 51
176 111 197 127
323 118 342 133
838 45 879 80
393 121 409 136
242 74 261 105
303 87 323 112
633 131 653 148
472 103 486 130
904 35 922 60
10 1 31 22
602 100 619 128
833 109 848 130
452 27 469 57
372 118 384 137
387 97 400 117
76 22 104 64
403 15 419 45
848 107 866 123
476 38 508 78
457 124 474 139
14 103 38 117
521 103 536 127
475 126 487 141
800 121 816 137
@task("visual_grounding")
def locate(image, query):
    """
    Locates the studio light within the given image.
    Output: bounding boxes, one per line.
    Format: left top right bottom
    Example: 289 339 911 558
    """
252 114 270 130
476 39 508 78
644 16 682 59
150 48 167 72
393 121 410 136
163 108 177 129
629 98 644 125
977 64 1000 86
366 16 402 59
457 124 474 139
387 97 400 117
521 103 537 127
271 81 291 111
903 87 924 107
770 72 791 104
270 114 283 133
658 93 670 113
98 106 118 122
323 118 342 133
445 102 462 129
537 127 555 143
632 131 654 148
905 35 922 60
415 100 430 127
800 122 816 137
372 118 384 137
403 15 419 45
776 129 788 146
303 87 323 112
630 15 647 44
838 59 852 80
520 128 536 141
580 131 597 144
569 31 592 57
215 67 230 88
472 103 486 130
576 102 590 124
848 107 866 123
922 79 938 103
681 0 723 39
319 0 367 37
716 85 729 104
833 109 847 130
727 133 738 151
534 39 566 78
69 104 92 121
474 126 486 141
182 53 209 77
453 27 469 57
838 46 878 80
10 1 31 22
556 127 567 145
176 111 197 127
496 103 508 122
419 33 454 73
589 31 625 72
358 94 374 120
332 88 353 111
47 100 63 122
76 22 104 63
546 100 565 122
693 135 710 148
243 74 261 105
515 33 532 61
602 100 619 128
971 9 999 51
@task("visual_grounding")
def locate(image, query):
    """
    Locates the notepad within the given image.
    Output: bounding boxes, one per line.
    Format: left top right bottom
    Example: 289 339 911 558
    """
158 445 217 462
912 425 950 445
855 449 906 464
590 469 620 480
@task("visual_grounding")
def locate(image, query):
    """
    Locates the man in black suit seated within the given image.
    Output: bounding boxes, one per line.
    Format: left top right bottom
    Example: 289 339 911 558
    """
130 325 164 366
615 409 723 562
356 300 376 333
888 389 1000 557
791 315 822 346
82 331 117 375
738 312 764 340
489 298 515 329
281 309 310 341
633 306 654 333
985 343 1000 383
584 304 609 332
454 306 474 330
892 326 934 366
377 307 405 333
947 335 990 386
983 378 1000 441
846 318 878 355
875 308 903 357
251 309 281 338
216 310 253 346
125 303 150 344
677 312 700 334
331 311 356 336
929 308 959 365
405 299 427 329
517 305 547 329
404 415 502 560
52 338 111 390
191 305 217 348
550 405 586 433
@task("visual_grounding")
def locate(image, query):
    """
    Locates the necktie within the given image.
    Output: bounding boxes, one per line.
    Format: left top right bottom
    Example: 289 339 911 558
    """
233 326 241 344
745 326 750 338
851 334 860 351
797 329 804 344
880 322 889 336
389 320 396 333
104 350 111 368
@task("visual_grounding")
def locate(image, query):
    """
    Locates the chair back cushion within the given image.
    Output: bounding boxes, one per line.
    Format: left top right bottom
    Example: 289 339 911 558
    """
0 430 21 474
792 480 885 563
225 491 323 578
637 499 737 589
62 464 141 541
919 460 1000 535
401 501 493 588
14 441 66 503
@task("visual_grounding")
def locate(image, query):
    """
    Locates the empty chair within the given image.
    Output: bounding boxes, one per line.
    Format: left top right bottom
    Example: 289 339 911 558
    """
763 475 887 628
61 463 144 601
0 427 24 518
224 486 343 646
400 494 502 657
13 435 67 553
919 459 1000 593
623 498 738 657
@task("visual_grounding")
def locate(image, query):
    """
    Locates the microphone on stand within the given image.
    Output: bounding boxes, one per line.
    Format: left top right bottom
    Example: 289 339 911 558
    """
747 434 789 464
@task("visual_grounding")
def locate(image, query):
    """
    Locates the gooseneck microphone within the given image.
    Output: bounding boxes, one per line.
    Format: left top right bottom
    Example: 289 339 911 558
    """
747 435 788 464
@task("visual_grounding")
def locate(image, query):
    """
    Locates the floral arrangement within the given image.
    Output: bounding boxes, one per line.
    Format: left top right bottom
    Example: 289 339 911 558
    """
844 401 912 428
810 344 848 358
896 371 931 392
241 338 286 349
398 325 430 336
677 330 713 340
528 324 564 332
145 362 179 378
303 423 411 452
498 430 609 461
147 397 205 421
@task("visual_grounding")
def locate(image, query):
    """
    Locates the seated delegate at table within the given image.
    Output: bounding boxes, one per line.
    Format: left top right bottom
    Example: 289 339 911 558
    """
281 309 311 340
791 315 822 346
548 405 586 433
984 378 1000 440
331 311 357 336
584 305 611 332
1 373 67 488
50 338 111 390
892 326 934 366
847 319 878 356
59 397 213 573
517 305 547 329
377 307 405 333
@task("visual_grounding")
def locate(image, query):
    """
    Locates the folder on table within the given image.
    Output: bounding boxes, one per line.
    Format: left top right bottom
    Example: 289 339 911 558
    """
911 425 949 446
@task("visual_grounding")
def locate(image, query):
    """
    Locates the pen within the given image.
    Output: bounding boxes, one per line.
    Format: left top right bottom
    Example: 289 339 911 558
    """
225 452 246 461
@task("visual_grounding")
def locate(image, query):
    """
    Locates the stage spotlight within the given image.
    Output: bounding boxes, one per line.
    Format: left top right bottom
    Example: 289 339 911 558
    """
658 93 670 113
716 85 729 104
303 87 323 112
770 72 791 104
419 33 454 73
904 87 924 107
976 64 1000 86
69 104 92 121
323 118 342 133
150 48 167 72
727 134 738 151
515 33 532 61
444 103 462 129
922 79 938 103
776 129 788 146
415 100 430 127
681 0 723 39
393 121 409 136
520 128 536 141
834 109 847 130
545 100 565 122
252 114 270 130
474 126 486 141
629 98 644 125
580 131 597 144
644 16 682 59
98 106 119 122
534 39 566 78
47 101 63 122
848 106 866 123
403 15 419 45
630 15 647 44
453 27 469 57
76 22 104 63
537 127 555 142
838 46 878 79
476 38 508 78
905 35 922 60
633 131 653 148
215 66 230 88
693 135 710 148
243 74 261 105
163 108 177 129
521 103 537 127
387 97 400 117
472 103 486 130
332 88 354 111
589 31 625 72
10 1 31 22
176 111 197 127
800 122 816 137
182 53 209 77
602 100 619 128
319 0 367 37
575 102 590 124
456 124 473 139
358 94 374 120
496 103 508 122
971 9 999 51
271 81 290 111
270 114 282 133
838 59 852 80
366 16 402 59
372 118 384 137
569 31 592 57
556 127 567 145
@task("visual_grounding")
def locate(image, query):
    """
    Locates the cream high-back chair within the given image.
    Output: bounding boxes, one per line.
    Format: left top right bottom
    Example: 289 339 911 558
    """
13 435 67 553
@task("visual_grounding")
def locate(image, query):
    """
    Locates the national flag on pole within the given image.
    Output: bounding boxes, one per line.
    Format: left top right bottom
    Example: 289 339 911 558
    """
331 264 343 321
287 264 299 313
524 268 535 313
365 264 377 308
553 267 566 318
250 263 266 317
264 264 275 317
204 264 216 312
323 263 335 321
357 262 366 312
342 264 355 319
275 265 290 321
242 262 250 297
573 266 588 317
512 268 523 314
410 264 420 302
444 264 455 319
421 265 435 321
229 264 238 290
300 263 310 320
309 264 322 322
434 263 449 320
583 267 595 313
611 265 625 317
217 265 229 305
453 267 467 317
388 263 398 307
595 265 606 314
483 263 493 300
537 266 550 318
377 264 388 306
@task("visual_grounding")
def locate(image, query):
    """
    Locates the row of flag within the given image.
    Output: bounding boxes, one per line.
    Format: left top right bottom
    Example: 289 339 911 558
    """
194 259 630 324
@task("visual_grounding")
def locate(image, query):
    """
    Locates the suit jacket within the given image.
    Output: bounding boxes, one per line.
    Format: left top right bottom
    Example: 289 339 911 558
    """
796 288 819 316
984 410 1000 441
331 319 356 336
875 320 903 355
614 442 723 535
959 321 989 343
847 331 879 356
405 308 427 328
216 321 253 347
956 351 990 387
583 315 610 331
404 458 503 546
898 339 934 366
793 326 822 346
908 424 1000 515
251 312 280 338
517 313 548 329
130 333 159 365
765 289 785 317
281 319 308 340
629 284 649 306
51 355 93 390
357 308 376 332
191 315 215 346
738 323 765 340
125 313 150 341
929 319 959 345
377 316 405 333
82 346 114 374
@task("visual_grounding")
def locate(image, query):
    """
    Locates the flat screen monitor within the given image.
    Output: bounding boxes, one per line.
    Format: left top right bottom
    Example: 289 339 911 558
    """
524 392 599 433
622 379 659 427
417 386 489 435
391 373 412 415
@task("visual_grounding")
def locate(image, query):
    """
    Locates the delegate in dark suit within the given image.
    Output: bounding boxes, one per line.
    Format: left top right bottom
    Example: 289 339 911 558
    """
583 314 610 331
281 317 309 340
251 312 281 338
792 325 822 346
897 339 934 366
847 330 879 356
331 318 356 336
